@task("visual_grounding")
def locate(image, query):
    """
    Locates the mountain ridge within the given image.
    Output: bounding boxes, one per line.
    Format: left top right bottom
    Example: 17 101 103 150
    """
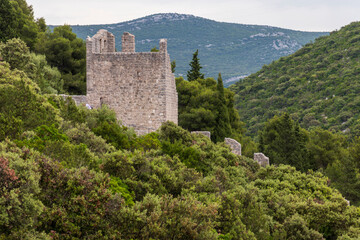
57 13 328 86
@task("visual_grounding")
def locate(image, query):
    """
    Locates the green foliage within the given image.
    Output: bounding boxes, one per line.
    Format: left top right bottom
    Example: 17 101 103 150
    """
0 38 64 93
150 46 159 52
259 113 312 172
62 122 114 156
92 121 131 150
307 127 348 170
0 38 30 70
109 177 135 206
115 193 219 240
9 0 40 50
35 25 86 94
0 0 42 50
326 154 360 206
283 214 323 240
231 21 360 136
0 0 18 42
254 165 360 239
171 59 176 73
15 125 68 151
0 64 59 141
217 186 269 239
1 0 85 95
259 114 360 205
130 132 161 151
27 53 63 94
214 73 232 142
176 76 246 145
187 49 204 81
37 157 120 239
158 122 256 176
0 141 49 239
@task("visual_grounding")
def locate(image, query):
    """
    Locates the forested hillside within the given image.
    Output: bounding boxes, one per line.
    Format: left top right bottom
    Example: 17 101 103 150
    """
1 58 360 239
231 21 360 136
65 13 327 86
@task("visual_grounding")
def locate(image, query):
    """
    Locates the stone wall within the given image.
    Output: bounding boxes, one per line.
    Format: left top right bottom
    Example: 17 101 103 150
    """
60 95 87 106
254 153 270 167
191 131 211 139
86 30 178 135
224 138 241 156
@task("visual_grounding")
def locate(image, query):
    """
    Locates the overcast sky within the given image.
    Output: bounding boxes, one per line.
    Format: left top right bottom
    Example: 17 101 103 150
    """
27 0 360 31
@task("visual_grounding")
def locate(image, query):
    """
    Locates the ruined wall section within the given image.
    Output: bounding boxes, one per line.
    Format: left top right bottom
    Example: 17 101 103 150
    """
159 39 178 124
60 95 87 106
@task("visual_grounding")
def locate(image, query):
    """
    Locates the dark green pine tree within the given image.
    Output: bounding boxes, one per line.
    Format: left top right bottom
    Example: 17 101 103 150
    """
259 113 312 172
213 73 232 142
0 0 18 42
187 49 204 81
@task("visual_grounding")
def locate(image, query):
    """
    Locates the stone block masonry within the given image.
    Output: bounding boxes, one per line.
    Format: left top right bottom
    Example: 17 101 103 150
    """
60 95 87 106
191 131 211 139
85 30 178 135
254 153 270 167
224 138 241 156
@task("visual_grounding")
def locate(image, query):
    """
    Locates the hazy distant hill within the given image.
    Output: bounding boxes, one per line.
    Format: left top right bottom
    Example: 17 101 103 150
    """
231 21 360 136
61 13 327 86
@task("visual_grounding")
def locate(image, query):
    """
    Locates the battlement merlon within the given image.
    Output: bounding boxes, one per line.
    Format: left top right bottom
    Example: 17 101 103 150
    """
86 29 115 54
122 32 135 52
159 39 167 53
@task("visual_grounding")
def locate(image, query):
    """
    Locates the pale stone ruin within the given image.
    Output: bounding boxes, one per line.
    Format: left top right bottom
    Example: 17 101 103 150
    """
191 132 244 157
191 131 211 139
224 138 242 156
254 153 270 167
64 29 178 135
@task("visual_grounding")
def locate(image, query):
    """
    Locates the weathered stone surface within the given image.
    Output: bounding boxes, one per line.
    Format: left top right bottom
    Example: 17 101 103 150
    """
254 153 270 167
191 131 211 139
121 32 135 52
85 29 178 135
60 95 87 106
224 138 241 156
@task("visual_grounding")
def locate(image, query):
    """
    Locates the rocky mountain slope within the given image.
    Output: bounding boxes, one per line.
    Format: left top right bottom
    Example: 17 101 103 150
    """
60 13 327 86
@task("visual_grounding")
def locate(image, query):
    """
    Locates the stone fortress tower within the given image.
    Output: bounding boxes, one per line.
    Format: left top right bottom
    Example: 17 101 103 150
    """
85 30 178 135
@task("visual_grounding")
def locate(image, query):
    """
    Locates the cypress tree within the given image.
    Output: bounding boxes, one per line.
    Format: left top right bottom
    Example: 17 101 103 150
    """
187 49 204 81
213 73 231 142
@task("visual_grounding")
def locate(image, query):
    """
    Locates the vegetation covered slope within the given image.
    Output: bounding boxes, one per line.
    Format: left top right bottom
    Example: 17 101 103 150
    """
65 13 327 86
1 60 360 239
231 21 360 136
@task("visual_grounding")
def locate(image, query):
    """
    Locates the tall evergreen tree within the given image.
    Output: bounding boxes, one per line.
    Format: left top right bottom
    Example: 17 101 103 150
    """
0 0 18 42
259 113 312 171
187 49 204 81
213 73 231 142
